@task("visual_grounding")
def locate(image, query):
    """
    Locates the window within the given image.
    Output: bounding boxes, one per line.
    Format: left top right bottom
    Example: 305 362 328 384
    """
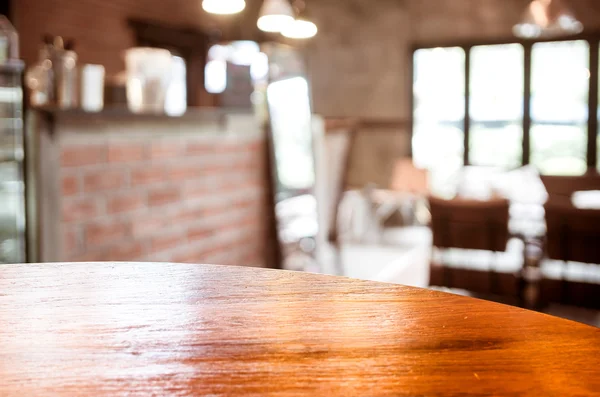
412 37 599 176
413 47 464 172
413 48 465 195
470 44 524 169
531 40 588 175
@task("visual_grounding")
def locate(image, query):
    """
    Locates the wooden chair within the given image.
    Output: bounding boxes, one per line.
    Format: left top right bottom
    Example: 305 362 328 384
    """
541 202 600 309
428 196 518 297
541 174 600 198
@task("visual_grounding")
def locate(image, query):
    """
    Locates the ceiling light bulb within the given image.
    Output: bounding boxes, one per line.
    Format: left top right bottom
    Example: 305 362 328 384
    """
202 0 246 15
258 0 295 32
282 19 318 39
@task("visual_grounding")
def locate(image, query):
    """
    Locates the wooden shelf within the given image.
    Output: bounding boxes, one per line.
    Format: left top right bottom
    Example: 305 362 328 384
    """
31 105 253 123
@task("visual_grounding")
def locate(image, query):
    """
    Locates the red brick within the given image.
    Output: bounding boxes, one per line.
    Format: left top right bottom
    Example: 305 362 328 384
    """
219 212 261 232
131 166 166 186
63 228 79 256
63 198 100 223
221 141 262 154
187 225 213 241
150 142 185 159
70 241 145 262
202 253 229 266
171 206 204 225
68 252 105 262
172 248 206 264
202 164 232 174
169 164 200 181
200 203 232 217
84 170 127 193
132 217 168 238
108 193 146 214
85 221 130 247
148 187 181 207
61 145 107 167
241 255 264 268
247 141 262 152
150 232 185 254
198 241 232 260
231 156 260 168
62 175 80 196
235 245 259 264
220 179 261 193
233 197 261 209
108 143 147 163
182 183 209 199
205 141 261 155
103 241 145 261
204 236 258 265
186 142 213 155
215 142 242 154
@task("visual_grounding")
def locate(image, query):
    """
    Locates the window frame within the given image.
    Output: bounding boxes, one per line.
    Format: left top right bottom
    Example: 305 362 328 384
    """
410 32 600 173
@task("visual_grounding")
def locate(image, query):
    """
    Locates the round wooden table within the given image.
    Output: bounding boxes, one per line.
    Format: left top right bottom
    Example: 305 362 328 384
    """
1 263 598 396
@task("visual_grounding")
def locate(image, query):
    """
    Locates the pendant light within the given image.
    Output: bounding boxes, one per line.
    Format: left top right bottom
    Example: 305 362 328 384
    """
513 0 583 39
202 0 246 15
282 19 318 39
282 0 317 39
257 0 295 33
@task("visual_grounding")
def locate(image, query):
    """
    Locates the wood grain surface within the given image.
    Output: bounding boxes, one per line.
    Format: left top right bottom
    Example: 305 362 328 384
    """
0 263 599 396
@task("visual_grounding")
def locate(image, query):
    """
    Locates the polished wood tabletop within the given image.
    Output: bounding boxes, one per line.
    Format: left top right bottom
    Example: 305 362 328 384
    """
1 263 599 396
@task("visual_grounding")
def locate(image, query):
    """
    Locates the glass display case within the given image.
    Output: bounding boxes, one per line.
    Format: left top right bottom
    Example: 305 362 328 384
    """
0 60 26 263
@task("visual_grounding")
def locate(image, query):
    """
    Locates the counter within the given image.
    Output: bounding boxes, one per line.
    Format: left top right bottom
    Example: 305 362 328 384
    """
26 107 268 267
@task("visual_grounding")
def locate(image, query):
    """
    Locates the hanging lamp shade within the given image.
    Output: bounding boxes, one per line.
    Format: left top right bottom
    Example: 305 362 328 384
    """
258 0 295 33
282 1 318 39
202 0 246 15
513 0 583 38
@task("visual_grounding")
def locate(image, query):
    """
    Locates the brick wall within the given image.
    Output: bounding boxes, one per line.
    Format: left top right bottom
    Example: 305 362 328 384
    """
35 113 267 266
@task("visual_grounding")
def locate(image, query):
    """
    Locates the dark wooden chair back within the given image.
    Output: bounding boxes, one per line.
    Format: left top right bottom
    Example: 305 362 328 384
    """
545 203 600 264
429 196 510 252
541 174 600 197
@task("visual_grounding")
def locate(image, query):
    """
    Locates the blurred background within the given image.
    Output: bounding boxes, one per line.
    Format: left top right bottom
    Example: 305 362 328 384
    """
1 0 600 326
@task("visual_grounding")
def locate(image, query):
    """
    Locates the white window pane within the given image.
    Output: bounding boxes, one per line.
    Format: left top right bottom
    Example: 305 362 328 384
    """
413 47 465 122
470 124 523 169
413 123 464 199
531 40 589 123
469 44 524 168
470 44 524 122
531 40 589 175
412 123 464 170
413 46 465 190
531 125 587 176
